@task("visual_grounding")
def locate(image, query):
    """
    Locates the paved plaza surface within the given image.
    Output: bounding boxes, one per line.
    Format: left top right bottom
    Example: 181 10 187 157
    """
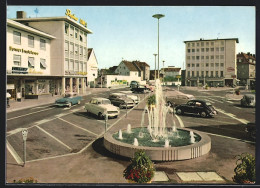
5 86 255 184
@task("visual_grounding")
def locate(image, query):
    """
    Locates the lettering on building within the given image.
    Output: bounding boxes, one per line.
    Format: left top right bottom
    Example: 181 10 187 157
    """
65 9 78 21
9 46 39 55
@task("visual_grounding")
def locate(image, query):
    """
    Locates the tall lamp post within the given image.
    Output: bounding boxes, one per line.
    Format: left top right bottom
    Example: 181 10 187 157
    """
153 53 157 80
162 60 165 85
153 14 165 80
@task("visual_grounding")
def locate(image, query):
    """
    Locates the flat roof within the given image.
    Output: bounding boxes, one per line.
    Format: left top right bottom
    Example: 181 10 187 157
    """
12 16 92 34
184 38 239 43
7 19 56 39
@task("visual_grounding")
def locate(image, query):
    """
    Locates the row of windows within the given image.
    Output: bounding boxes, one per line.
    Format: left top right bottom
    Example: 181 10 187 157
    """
13 31 46 50
65 41 87 56
187 47 225 53
187 71 224 77
64 59 86 72
187 41 225 47
65 23 87 43
187 55 224 60
13 54 46 69
187 63 224 68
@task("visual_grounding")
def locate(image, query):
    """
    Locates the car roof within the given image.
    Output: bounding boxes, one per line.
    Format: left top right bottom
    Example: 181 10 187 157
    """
110 93 125 96
92 97 109 101
189 99 207 103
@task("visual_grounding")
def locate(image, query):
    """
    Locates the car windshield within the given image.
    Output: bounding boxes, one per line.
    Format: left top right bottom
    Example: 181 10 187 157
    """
102 100 111 105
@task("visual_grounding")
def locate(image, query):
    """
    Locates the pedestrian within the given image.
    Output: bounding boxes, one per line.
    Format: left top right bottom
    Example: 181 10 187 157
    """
6 92 11 107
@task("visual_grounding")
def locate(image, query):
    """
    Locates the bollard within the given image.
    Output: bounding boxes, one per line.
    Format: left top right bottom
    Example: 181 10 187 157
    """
22 129 28 167
105 114 108 132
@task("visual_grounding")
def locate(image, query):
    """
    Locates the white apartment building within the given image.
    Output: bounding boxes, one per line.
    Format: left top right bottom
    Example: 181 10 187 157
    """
184 38 239 87
12 10 93 96
7 19 55 99
87 48 98 86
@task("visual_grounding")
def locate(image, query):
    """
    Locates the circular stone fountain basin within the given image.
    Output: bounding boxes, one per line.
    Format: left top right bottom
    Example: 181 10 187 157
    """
104 127 211 161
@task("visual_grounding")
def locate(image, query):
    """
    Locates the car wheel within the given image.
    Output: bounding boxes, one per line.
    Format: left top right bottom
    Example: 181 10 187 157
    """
200 111 207 118
78 100 81 105
176 108 183 115
98 112 103 120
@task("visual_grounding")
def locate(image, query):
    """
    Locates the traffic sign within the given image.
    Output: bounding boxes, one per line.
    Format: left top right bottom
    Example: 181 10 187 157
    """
176 75 181 79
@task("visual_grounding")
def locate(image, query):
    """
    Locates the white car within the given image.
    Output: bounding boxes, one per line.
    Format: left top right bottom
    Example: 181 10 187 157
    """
84 97 120 119
119 91 140 104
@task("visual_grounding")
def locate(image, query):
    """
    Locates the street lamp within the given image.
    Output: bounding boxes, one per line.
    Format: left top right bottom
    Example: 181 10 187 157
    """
153 14 165 80
162 60 165 85
153 53 157 80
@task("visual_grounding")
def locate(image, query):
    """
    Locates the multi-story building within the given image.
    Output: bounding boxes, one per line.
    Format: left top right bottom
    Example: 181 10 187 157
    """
184 38 239 87
7 19 55 99
12 10 93 95
161 66 181 78
237 52 256 87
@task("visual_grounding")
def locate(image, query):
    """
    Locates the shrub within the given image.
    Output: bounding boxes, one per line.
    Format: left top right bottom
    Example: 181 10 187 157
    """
233 153 255 184
147 94 156 106
123 150 155 183
13 177 38 183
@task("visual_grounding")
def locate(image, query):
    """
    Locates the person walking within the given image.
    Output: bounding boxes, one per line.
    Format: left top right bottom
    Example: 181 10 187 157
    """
6 92 11 107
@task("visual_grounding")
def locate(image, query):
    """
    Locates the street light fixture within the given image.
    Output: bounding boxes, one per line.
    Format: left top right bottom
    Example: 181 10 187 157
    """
153 53 157 80
152 14 165 80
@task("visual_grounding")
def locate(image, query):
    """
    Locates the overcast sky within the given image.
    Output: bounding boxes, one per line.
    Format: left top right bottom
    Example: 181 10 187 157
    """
7 6 255 70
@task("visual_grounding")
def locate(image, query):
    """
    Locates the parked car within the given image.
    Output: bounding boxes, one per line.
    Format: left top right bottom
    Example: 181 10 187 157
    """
130 81 140 88
119 91 140 104
55 92 82 108
175 99 217 118
84 97 120 119
241 94 255 107
131 85 150 93
245 122 256 140
166 94 195 107
108 93 135 108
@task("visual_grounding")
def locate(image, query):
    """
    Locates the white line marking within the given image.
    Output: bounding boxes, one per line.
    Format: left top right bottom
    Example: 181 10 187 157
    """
6 141 23 164
207 98 224 103
235 106 242 109
203 132 255 144
58 118 98 136
6 128 24 136
214 107 250 124
7 107 55 121
35 125 72 150
226 101 234 103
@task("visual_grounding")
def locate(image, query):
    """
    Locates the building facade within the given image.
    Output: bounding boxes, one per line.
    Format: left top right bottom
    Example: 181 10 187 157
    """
184 38 239 87
237 52 256 87
87 48 98 86
11 10 93 97
7 19 55 99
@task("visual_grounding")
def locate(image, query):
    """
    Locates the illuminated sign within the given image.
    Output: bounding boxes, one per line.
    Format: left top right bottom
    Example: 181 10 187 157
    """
9 46 39 55
65 9 87 28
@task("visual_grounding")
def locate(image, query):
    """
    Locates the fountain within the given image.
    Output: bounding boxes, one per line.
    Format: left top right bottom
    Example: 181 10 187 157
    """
118 129 123 140
104 79 211 161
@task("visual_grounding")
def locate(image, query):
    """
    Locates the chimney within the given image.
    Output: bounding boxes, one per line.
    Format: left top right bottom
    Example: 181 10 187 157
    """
17 11 27 19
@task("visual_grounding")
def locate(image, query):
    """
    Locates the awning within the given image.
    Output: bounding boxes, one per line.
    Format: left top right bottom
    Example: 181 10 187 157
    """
28 59 34 66
40 60 47 68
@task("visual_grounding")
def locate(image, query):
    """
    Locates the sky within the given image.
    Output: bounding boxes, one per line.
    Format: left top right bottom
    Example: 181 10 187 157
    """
7 6 255 70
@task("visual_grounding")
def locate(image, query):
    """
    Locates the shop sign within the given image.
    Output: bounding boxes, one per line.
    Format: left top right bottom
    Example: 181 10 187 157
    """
65 9 87 28
9 46 39 55
12 67 28 74
176 75 181 79
227 67 235 72
28 69 43 74
7 84 15 89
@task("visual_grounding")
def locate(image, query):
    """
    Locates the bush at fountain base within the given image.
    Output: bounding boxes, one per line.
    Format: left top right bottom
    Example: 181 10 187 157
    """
104 127 211 161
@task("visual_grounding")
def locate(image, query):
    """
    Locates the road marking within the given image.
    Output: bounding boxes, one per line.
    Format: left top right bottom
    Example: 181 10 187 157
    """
7 107 55 121
214 107 250 124
235 106 242 109
207 98 224 103
203 132 255 144
58 118 98 136
35 125 72 150
6 128 24 136
226 101 234 103
6 140 23 165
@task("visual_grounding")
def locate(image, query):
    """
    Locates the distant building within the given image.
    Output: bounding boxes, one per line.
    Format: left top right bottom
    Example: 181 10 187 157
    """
237 52 256 87
184 38 239 87
87 48 98 86
161 66 181 77
115 60 150 81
